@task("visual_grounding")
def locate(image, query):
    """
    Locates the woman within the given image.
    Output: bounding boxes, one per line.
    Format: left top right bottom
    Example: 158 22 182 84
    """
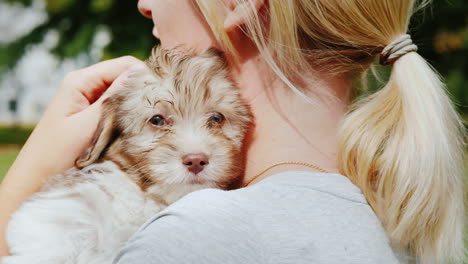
0 0 464 263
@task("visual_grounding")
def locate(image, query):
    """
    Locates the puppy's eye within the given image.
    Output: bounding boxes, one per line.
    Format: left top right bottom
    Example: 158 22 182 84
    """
149 115 166 126
209 112 225 124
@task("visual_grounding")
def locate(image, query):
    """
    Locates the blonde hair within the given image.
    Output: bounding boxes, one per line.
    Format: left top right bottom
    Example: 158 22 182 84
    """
196 0 466 263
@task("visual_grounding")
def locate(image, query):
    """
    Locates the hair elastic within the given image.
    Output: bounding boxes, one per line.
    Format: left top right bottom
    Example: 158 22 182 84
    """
379 34 418 65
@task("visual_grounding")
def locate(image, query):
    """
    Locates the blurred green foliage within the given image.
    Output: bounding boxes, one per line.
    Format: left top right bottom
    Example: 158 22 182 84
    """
0 0 467 111
3 0 33 5
0 126 32 180
411 0 468 112
0 127 33 144
0 0 158 75
0 150 19 181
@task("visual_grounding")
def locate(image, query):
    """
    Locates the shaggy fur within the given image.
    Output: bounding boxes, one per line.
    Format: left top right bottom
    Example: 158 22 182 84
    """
1 47 252 264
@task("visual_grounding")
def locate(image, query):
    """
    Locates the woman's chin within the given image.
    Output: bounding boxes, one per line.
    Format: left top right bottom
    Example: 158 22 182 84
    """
152 27 160 39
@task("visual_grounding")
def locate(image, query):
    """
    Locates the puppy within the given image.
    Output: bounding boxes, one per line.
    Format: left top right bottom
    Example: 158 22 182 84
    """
2 47 252 264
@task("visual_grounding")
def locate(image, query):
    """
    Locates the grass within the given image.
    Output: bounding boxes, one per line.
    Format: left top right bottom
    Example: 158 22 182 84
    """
0 146 20 182
0 126 32 181
0 126 33 145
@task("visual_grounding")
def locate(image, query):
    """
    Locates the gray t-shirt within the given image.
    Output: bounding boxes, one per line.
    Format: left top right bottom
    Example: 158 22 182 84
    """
113 171 405 264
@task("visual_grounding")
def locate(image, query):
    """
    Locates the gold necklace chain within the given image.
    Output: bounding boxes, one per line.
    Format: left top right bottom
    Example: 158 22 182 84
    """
243 161 330 187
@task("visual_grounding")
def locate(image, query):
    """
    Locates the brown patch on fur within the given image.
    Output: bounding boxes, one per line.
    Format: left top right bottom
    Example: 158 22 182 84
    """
223 148 244 190
107 156 126 173
76 96 123 168
147 193 170 207
107 145 157 192
220 138 244 190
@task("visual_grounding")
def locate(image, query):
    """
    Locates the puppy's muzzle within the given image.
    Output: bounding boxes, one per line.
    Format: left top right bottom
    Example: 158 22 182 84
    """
182 153 209 175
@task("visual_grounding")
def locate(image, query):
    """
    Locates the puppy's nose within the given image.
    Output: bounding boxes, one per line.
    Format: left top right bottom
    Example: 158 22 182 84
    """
182 153 209 175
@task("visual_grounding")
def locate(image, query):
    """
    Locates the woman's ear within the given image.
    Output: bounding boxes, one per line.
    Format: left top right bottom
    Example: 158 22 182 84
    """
75 98 121 169
223 0 265 32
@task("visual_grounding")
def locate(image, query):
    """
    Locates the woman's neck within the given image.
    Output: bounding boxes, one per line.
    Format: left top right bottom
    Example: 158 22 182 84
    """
227 51 352 186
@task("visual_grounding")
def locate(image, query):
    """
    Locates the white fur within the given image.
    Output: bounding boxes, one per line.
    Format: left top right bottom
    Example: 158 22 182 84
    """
1 161 206 264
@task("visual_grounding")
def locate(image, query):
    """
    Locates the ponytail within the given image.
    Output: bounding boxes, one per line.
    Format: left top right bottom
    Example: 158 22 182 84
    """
338 50 465 263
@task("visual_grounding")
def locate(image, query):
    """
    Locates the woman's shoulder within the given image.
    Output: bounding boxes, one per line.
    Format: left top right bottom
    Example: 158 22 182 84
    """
187 170 366 200
114 171 403 264
128 171 379 237
247 170 369 203
155 171 370 223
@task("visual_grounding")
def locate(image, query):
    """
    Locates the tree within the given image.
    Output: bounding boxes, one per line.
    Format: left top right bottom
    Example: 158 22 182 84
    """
411 0 468 113
0 0 158 75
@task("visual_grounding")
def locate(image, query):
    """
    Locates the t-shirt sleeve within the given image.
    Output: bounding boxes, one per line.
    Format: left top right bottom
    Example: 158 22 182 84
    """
112 189 264 264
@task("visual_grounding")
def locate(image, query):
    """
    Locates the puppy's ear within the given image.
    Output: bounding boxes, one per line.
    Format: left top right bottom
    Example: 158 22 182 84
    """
75 98 121 169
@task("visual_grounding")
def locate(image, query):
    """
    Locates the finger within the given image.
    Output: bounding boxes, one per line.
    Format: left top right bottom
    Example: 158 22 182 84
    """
95 71 129 104
83 64 147 114
73 56 146 103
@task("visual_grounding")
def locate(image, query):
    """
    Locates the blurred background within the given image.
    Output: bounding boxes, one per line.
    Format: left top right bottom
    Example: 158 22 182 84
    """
0 0 467 183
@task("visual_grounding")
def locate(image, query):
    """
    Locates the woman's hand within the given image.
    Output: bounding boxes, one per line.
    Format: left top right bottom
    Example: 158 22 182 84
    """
0 56 146 256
